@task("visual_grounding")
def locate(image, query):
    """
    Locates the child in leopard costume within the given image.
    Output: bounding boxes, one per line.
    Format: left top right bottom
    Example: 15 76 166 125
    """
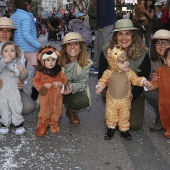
96 45 150 140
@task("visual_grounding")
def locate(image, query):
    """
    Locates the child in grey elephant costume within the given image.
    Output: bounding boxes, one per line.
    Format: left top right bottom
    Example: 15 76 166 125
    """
0 41 28 135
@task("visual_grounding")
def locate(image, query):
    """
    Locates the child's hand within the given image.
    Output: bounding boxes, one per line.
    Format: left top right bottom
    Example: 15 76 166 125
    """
4 56 12 63
17 66 25 75
53 81 62 88
96 87 103 95
143 80 152 89
44 83 52 89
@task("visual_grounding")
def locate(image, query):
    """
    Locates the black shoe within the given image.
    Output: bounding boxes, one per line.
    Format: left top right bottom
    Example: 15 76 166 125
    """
149 119 163 132
120 131 132 140
104 128 115 140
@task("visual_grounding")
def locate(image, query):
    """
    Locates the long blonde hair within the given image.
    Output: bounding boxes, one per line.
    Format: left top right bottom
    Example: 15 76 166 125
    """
58 42 90 67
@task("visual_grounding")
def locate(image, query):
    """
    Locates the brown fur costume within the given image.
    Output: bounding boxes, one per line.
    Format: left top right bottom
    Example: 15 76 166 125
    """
33 46 67 137
150 66 170 131
97 46 146 132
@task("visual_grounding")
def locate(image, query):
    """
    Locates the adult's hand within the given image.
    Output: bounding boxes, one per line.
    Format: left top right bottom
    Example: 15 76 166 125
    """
18 79 24 90
63 83 73 95
151 72 159 81
0 79 3 89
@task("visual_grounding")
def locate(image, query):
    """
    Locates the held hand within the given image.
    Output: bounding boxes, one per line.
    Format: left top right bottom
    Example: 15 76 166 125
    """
17 79 24 90
0 79 3 89
106 79 110 88
44 83 52 89
151 72 159 81
96 87 103 95
17 66 25 75
63 83 73 95
52 81 62 88
143 80 152 89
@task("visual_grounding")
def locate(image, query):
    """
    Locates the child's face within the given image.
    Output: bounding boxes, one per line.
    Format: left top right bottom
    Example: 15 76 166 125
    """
164 51 170 68
2 44 16 60
116 59 129 72
44 57 56 69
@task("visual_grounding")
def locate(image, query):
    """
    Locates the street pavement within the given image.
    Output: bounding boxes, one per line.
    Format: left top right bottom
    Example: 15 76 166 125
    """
0 34 170 170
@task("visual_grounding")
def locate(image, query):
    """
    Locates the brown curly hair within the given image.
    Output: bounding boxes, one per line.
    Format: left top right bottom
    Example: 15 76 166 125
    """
107 31 148 60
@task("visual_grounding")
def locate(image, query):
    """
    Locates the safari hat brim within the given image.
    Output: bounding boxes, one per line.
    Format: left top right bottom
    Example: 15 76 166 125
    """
112 19 138 32
60 32 85 46
0 25 16 30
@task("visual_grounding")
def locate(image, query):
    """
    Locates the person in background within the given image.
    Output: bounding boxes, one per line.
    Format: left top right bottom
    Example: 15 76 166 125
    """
59 32 93 125
11 0 42 97
90 0 115 74
160 5 169 30
0 17 35 115
3 10 10 18
136 0 155 47
143 29 170 132
88 0 97 35
133 0 148 31
96 45 150 140
0 41 28 135
33 46 67 137
98 19 151 130
88 0 97 59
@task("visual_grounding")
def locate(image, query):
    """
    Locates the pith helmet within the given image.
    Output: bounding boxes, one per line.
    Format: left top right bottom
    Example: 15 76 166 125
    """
152 29 170 40
60 32 85 46
113 19 138 32
0 17 16 30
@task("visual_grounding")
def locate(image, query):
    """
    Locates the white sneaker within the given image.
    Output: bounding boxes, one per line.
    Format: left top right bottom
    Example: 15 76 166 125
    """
15 127 26 135
0 127 9 135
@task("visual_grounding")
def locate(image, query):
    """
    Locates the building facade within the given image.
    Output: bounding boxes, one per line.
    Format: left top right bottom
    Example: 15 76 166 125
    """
0 0 6 17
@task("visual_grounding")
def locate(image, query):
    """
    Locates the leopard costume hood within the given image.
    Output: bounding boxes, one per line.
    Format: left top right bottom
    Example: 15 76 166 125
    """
107 45 127 72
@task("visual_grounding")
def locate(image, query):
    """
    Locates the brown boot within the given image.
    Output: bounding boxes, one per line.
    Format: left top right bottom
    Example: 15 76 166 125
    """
66 107 80 125
36 126 47 137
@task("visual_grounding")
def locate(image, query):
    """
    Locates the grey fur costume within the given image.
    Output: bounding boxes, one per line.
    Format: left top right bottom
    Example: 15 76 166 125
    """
0 46 28 127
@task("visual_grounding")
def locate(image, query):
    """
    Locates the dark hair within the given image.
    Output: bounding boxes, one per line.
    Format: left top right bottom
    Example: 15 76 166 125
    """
2 41 21 58
150 39 158 62
145 0 155 11
163 48 170 59
15 0 32 11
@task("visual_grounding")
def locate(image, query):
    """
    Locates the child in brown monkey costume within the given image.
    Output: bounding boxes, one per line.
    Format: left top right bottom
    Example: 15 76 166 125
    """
33 45 67 137
96 45 150 140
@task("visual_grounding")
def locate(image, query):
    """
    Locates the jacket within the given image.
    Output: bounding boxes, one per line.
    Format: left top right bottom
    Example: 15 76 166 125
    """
11 9 41 53
161 7 169 24
97 0 115 29
62 59 93 105
88 1 97 30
